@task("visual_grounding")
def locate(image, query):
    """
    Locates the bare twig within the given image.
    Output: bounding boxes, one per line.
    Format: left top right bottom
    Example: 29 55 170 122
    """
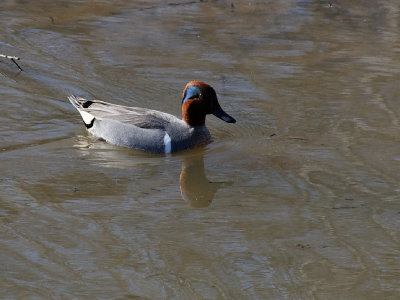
0 54 23 71
0 54 19 60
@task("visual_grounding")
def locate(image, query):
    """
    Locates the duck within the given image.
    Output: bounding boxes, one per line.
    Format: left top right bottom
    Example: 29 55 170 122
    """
68 81 236 154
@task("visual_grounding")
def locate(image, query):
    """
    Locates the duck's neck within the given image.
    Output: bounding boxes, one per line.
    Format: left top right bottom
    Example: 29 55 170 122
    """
182 100 207 127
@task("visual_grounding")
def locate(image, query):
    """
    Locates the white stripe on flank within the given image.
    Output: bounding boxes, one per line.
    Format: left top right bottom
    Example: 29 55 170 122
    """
164 132 172 153
79 110 95 125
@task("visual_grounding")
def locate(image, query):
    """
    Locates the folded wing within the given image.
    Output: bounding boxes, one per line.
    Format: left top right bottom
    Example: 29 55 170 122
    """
68 95 172 130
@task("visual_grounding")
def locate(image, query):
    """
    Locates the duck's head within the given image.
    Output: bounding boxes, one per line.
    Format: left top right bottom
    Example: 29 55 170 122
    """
181 81 236 127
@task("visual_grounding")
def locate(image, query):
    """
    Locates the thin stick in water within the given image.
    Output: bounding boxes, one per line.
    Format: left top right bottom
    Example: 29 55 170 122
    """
0 54 23 71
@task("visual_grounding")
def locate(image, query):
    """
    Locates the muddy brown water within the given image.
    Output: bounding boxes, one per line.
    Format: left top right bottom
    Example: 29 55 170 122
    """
1 1 400 299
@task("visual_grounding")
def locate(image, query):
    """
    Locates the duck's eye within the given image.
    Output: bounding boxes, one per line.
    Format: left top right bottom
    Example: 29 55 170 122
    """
182 85 201 104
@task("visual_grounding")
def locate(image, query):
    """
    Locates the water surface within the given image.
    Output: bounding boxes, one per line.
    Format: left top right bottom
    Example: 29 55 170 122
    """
1 1 400 299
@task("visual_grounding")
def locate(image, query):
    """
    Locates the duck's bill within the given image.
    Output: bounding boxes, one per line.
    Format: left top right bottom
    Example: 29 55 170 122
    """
212 105 236 123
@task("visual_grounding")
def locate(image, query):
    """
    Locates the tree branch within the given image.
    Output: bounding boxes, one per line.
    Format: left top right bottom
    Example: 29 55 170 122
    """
0 54 23 71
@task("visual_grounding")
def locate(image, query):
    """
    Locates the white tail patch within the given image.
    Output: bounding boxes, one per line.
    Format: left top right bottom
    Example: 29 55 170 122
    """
79 110 95 126
164 132 172 153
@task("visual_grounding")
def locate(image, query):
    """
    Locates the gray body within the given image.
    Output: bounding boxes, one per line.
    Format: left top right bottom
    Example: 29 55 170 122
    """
68 96 211 154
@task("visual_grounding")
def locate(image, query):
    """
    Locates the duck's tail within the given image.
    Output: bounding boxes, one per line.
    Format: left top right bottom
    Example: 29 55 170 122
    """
68 95 95 129
68 95 86 110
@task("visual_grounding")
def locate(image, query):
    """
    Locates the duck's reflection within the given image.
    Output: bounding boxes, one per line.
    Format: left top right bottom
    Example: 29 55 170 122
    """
180 150 227 208
74 136 227 208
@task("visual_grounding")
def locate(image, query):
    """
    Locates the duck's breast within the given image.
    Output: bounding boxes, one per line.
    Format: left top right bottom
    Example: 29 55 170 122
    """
167 122 212 152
